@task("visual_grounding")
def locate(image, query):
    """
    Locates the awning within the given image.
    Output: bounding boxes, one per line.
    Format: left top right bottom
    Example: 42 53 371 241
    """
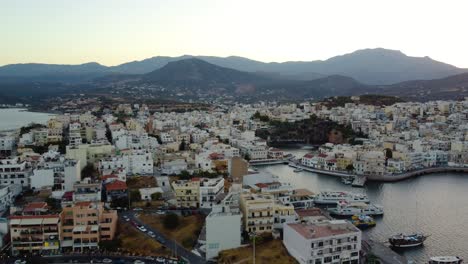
91 225 99 231
72 226 86 232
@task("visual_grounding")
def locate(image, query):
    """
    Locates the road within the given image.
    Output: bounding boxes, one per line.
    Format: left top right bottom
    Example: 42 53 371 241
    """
120 211 206 264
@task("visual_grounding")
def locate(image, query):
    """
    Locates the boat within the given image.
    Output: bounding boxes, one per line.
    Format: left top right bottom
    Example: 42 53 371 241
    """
388 233 427 248
341 176 354 185
327 201 384 217
429 256 463 264
293 168 304 173
314 191 370 205
351 214 376 229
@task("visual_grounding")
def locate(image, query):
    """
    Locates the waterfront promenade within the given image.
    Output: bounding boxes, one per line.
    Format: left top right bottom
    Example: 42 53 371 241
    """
288 162 468 183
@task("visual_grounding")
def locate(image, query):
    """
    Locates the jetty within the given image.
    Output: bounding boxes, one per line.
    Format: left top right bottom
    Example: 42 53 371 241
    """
289 162 468 184
352 175 367 187
361 234 408 264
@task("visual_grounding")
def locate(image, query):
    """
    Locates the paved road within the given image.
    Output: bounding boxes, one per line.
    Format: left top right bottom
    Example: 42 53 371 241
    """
4 255 164 264
121 211 205 264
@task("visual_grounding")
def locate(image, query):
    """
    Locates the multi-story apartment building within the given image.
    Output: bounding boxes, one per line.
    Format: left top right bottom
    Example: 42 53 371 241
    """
172 179 200 208
239 193 274 234
31 155 81 191
199 177 225 209
283 220 361 264
0 184 21 212
72 182 102 202
60 201 117 252
9 202 61 256
0 157 32 188
0 134 15 155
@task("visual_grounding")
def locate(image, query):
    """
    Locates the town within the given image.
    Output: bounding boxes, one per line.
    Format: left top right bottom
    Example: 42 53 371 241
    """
0 95 467 264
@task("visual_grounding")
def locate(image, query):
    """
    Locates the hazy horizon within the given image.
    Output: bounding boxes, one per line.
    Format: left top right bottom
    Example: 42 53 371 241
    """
2 0 468 67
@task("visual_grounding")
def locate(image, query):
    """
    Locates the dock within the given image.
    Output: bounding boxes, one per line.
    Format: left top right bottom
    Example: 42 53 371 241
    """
352 175 367 187
362 235 408 264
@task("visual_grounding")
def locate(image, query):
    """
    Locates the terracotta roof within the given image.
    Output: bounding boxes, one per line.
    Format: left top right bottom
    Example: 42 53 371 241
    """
9 214 59 220
102 174 118 181
23 202 48 212
255 183 268 188
303 153 314 159
318 153 328 158
75 201 92 207
295 208 325 218
287 222 357 239
105 180 127 191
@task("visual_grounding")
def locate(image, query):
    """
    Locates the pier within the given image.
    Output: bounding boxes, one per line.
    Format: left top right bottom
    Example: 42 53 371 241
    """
288 162 468 185
362 235 408 264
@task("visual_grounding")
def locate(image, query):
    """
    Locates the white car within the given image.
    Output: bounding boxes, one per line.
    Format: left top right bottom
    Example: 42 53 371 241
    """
102 259 113 264
138 226 147 232
134 260 145 264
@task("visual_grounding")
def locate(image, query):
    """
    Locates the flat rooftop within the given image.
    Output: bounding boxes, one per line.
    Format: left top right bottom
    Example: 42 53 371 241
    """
287 221 358 239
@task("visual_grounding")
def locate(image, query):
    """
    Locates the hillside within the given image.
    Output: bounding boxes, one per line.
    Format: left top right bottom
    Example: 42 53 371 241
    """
142 58 267 86
380 73 468 101
1 48 465 84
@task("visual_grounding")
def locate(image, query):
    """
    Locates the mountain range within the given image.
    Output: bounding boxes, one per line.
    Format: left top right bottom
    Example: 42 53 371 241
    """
1 48 466 85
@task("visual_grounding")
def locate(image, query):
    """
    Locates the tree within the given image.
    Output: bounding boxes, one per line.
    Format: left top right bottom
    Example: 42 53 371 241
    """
244 153 251 161
345 164 355 173
129 189 141 203
179 170 191 180
81 163 98 179
151 192 162 201
163 213 180 230
385 148 393 159
179 139 187 151
99 238 122 252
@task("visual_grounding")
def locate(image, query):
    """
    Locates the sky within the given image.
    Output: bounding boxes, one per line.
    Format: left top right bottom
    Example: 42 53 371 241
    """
1 0 468 67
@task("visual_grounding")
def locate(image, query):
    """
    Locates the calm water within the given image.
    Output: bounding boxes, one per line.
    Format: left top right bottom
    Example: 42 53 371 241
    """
257 148 468 264
0 108 54 131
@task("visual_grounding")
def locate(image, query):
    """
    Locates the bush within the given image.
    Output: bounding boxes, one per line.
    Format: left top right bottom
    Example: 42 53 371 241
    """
163 213 180 230
151 192 162 200
182 237 195 248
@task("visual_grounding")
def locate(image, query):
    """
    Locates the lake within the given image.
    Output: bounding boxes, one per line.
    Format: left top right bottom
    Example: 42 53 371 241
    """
0 108 55 131
257 148 468 264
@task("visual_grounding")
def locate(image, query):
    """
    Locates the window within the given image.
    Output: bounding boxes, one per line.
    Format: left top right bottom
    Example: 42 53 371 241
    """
324 257 332 263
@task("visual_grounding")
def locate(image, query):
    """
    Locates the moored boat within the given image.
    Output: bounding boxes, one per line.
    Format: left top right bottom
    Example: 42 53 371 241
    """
389 233 427 248
293 168 303 172
351 214 376 229
314 191 369 205
327 201 384 217
429 256 463 264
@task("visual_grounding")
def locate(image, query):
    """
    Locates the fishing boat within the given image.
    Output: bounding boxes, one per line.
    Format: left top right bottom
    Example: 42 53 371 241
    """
341 176 354 185
293 168 304 173
351 214 376 229
429 256 463 264
388 233 427 248
327 201 384 217
314 191 369 205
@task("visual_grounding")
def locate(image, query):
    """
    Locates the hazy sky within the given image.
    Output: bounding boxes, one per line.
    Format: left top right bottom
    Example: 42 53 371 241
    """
1 0 468 67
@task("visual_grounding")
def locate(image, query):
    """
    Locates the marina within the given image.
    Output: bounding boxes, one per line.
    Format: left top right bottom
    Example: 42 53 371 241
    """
257 148 468 264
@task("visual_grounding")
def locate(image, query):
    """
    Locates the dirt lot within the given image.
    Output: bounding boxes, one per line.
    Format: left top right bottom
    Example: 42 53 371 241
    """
139 213 205 250
218 238 298 264
118 221 171 256
126 176 157 189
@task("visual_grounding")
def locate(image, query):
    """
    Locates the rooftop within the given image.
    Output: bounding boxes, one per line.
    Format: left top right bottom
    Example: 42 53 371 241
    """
287 221 358 239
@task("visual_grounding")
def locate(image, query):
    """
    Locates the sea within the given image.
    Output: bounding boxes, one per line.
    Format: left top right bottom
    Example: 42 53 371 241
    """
0 108 55 131
257 148 468 264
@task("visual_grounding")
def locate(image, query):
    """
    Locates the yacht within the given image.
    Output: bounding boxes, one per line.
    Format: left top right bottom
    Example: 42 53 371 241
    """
429 256 463 264
314 191 369 205
327 201 384 217
389 233 427 248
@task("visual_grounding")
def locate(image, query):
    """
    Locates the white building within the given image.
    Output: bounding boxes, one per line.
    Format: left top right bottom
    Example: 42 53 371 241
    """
205 204 241 260
283 220 361 264
0 184 21 212
0 134 15 154
31 156 81 191
0 158 32 188
199 177 225 209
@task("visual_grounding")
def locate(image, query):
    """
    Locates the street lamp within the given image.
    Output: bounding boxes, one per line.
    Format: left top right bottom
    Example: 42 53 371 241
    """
249 232 256 264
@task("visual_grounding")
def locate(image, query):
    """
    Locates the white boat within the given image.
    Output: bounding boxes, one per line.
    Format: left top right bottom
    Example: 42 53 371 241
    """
293 168 303 172
429 256 463 264
314 191 370 205
327 201 384 216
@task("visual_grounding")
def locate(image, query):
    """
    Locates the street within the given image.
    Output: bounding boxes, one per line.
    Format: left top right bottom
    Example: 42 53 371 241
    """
120 211 206 264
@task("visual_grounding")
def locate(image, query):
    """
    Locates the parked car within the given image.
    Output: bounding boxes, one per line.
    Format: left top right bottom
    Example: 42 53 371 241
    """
155 257 165 263
155 210 165 215
133 207 143 211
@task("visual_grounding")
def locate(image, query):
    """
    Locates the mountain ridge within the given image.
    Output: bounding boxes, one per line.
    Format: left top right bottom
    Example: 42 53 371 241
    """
1 48 466 84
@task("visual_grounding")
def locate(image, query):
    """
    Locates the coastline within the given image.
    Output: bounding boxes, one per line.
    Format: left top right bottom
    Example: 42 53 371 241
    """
288 162 468 183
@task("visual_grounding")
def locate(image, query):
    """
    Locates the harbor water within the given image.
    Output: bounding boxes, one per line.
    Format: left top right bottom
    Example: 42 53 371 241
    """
256 148 468 264
0 108 55 131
